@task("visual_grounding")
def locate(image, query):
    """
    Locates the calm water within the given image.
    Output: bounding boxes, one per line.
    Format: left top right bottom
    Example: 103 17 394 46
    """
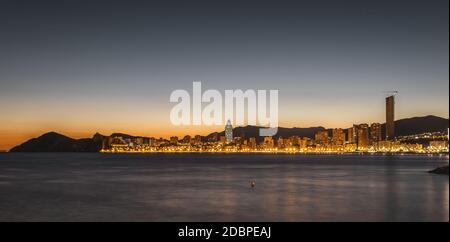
0 153 448 222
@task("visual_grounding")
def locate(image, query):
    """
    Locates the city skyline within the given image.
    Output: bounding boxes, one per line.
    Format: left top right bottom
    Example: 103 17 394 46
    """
8 113 449 153
0 0 448 150
94 99 449 153
97 115 450 153
7 86 448 153
0 90 448 150
0 107 448 151
7 113 449 151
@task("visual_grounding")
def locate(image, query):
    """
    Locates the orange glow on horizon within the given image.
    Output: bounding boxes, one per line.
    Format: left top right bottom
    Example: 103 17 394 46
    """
1 110 449 151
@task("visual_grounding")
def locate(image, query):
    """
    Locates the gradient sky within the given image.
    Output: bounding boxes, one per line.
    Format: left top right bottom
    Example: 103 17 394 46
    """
0 0 448 150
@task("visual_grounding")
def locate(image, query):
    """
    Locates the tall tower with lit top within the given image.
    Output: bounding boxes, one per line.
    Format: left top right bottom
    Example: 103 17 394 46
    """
225 120 233 143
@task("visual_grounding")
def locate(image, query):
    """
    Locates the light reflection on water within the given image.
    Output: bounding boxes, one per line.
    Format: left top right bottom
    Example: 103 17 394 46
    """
0 153 448 221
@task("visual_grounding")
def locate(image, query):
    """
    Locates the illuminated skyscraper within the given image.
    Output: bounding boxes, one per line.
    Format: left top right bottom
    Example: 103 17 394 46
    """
386 95 395 140
357 124 370 150
225 120 233 143
315 130 329 145
332 128 346 146
370 123 382 143
347 125 358 144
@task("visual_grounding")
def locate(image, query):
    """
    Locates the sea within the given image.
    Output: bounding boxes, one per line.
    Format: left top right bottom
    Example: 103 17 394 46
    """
0 153 448 221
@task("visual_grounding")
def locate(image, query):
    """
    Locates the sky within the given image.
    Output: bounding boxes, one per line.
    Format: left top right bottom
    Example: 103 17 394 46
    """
0 0 448 150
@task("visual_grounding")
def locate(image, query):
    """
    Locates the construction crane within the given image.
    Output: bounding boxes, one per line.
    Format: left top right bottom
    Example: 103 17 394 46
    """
382 91 398 97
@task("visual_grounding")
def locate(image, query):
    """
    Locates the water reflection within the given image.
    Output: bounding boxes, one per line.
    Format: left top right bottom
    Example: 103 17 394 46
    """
0 153 448 221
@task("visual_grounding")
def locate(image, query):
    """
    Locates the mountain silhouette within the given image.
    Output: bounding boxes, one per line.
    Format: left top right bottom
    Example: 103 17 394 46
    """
209 115 448 142
388 115 449 137
10 132 105 152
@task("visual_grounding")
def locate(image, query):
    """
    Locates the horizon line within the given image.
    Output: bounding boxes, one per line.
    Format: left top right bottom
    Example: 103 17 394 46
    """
25 114 449 140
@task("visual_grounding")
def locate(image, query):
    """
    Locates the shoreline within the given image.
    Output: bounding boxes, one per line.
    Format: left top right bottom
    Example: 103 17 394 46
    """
99 150 449 155
5 151 446 155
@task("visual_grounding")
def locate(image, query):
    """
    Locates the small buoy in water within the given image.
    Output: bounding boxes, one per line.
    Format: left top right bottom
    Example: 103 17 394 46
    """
250 181 256 188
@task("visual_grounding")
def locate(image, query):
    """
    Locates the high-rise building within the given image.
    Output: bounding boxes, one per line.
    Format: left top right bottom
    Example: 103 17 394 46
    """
347 125 358 144
357 124 370 150
277 136 285 149
248 137 257 150
386 95 395 140
315 131 329 145
332 128 346 146
288 135 300 147
370 123 382 143
149 137 156 146
263 136 274 149
225 120 233 143
347 127 354 144
237 132 246 145
299 137 310 150
102 136 114 150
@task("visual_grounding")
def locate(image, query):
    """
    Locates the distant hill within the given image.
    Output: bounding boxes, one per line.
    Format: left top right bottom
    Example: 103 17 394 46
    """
8 115 449 152
390 115 448 137
9 132 104 152
207 115 448 142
